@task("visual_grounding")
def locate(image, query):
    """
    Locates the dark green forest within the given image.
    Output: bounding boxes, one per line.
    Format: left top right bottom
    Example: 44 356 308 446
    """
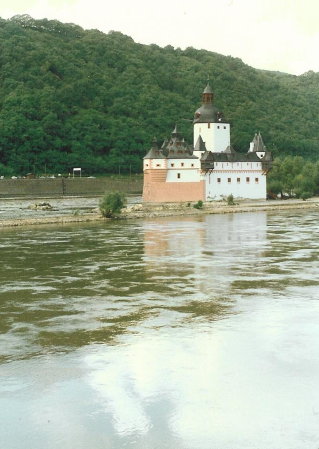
0 14 318 176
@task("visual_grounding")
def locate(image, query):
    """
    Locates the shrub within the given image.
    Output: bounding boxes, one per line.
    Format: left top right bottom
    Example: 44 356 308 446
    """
193 200 203 209
99 192 126 218
227 194 235 205
300 191 312 201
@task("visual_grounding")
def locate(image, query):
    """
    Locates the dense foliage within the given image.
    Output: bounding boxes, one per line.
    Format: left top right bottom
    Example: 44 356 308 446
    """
0 14 318 176
267 156 319 199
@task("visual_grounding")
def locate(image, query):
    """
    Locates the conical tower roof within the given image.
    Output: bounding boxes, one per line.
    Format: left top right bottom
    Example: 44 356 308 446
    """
194 135 207 152
251 132 266 152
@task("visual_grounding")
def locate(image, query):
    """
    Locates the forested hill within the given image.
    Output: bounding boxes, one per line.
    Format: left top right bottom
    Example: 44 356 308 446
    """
0 14 318 176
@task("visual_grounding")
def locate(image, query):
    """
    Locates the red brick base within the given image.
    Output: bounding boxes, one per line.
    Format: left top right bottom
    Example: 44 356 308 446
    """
143 173 205 203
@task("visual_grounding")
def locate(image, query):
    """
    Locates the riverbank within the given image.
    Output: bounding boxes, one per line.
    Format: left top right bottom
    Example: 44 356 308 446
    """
0 196 318 228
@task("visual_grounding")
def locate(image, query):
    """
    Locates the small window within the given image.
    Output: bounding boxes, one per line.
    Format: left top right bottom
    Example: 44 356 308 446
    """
146 163 149 167
181 163 184 167
217 178 221 183
156 164 160 167
237 177 240 183
223 126 226 129
171 163 174 167
177 173 181 179
208 123 211 129
255 177 259 183
228 178 231 183
246 177 250 183
217 125 220 129
191 163 194 167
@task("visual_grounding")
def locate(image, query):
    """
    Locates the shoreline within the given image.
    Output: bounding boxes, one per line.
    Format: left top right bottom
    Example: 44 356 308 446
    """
0 197 318 228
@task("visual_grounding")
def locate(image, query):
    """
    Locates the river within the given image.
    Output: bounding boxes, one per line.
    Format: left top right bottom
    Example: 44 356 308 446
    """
1 210 319 449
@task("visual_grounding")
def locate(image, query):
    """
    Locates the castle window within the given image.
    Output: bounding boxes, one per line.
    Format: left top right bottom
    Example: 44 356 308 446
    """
191 163 194 167
156 164 160 167
246 177 250 183
255 177 259 183
181 163 184 167
228 178 231 183
177 173 181 179
217 125 220 129
208 123 211 129
171 163 175 167
237 177 240 183
224 126 226 129
217 178 221 183
146 164 149 167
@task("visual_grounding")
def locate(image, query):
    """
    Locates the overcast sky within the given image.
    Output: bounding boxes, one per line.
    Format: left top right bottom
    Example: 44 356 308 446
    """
0 0 318 75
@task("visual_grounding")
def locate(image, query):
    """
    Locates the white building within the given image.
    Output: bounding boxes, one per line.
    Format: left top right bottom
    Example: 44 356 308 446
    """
143 82 272 203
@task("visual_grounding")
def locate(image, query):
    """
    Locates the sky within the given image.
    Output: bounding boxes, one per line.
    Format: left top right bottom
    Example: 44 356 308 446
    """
0 0 318 75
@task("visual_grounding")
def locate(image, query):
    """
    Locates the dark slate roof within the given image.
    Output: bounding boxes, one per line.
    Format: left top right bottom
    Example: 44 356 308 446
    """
163 126 197 159
144 137 166 159
194 103 220 124
194 135 207 152
201 148 272 171
144 128 198 160
203 151 263 163
193 82 226 124
203 82 213 94
250 132 266 152
224 145 236 154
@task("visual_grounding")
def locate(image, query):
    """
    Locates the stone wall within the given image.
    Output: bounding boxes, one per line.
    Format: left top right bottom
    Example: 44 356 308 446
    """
0 176 143 197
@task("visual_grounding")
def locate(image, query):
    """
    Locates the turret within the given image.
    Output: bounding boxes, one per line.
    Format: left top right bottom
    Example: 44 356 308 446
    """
193 81 230 153
248 132 267 159
193 82 219 124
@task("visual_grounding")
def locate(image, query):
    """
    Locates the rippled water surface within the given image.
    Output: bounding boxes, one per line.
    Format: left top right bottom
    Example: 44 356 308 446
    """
1 210 319 449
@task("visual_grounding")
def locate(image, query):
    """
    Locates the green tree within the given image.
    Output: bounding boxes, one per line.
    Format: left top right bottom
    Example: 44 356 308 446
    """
99 192 126 218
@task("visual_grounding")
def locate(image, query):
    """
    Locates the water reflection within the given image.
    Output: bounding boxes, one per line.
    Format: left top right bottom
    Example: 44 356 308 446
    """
1 210 319 449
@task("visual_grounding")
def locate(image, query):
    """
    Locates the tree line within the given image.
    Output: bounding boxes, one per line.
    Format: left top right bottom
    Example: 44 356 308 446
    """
267 156 319 200
0 14 318 177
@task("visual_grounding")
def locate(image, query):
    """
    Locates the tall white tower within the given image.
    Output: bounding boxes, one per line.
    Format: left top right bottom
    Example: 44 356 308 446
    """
193 82 230 158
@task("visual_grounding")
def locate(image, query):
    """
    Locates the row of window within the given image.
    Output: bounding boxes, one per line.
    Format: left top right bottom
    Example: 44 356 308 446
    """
215 163 260 167
205 124 227 129
145 163 196 168
217 177 259 184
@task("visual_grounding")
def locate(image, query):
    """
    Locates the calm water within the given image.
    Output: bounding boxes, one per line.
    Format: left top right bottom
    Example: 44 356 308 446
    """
1 211 319 449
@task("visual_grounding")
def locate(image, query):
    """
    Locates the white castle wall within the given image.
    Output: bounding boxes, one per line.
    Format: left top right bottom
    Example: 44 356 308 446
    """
205 168 267 200
165 158 200 182
194 123 230 153
143 158 167 170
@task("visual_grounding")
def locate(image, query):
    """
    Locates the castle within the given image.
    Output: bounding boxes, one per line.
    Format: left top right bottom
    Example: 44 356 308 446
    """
142 82 272 203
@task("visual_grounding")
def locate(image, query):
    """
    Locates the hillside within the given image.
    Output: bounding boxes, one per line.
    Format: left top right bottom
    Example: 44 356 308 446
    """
0 14 318 176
